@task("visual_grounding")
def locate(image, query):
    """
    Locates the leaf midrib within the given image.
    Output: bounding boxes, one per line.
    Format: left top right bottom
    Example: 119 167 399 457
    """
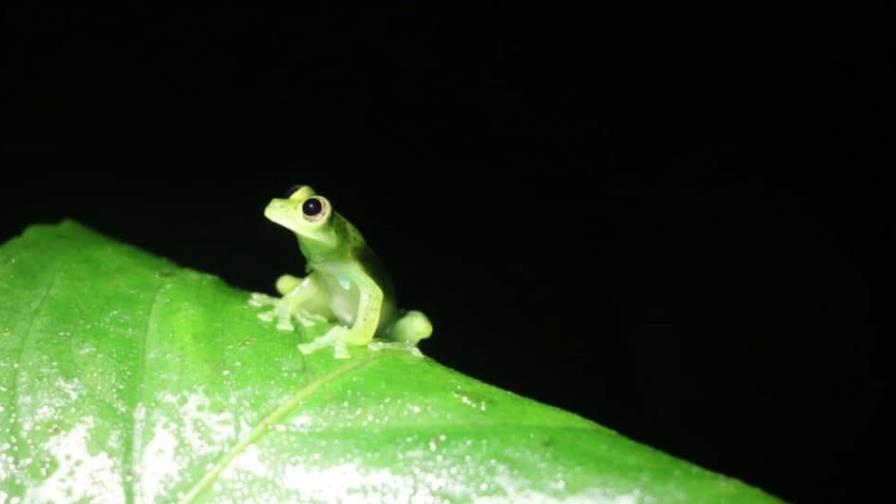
177 351 382 504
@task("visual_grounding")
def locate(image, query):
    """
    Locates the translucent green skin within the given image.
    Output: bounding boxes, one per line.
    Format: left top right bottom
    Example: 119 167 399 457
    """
250 186 431 359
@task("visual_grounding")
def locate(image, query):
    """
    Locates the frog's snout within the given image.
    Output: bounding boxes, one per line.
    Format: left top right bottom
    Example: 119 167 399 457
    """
264 198 301 230
264 198 284 216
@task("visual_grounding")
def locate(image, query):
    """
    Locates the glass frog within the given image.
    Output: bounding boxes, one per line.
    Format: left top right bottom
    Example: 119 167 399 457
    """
249 185 432 359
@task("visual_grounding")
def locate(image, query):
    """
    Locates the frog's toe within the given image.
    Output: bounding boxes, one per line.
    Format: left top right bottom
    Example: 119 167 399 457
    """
257 309 276 322
367 340 424 358
298 341 320 355
298 327 349 357
276 318 295 331
333 342 350 360
294 310 325 328
294 316 315 328
248 292 278 307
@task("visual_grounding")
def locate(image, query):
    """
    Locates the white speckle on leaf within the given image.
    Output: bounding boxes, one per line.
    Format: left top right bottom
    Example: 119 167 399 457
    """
477 488 645 504
32 418 124 504
140 420 179 501
278 462 450 503
56 376 81 402
452 389 487 411
225 444 269 479
290 414 312 429
161 390 237 456
136 389 238 501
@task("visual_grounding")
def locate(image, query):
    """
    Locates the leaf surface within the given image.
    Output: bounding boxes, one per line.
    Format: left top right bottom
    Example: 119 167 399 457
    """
0 221 781 503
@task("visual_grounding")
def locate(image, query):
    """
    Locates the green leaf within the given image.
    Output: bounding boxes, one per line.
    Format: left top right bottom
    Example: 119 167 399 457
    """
0 221 781 503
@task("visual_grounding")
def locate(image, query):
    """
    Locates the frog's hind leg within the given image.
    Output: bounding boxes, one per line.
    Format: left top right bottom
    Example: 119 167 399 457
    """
367 340 425 358
368 310 433 357
391 310 432 344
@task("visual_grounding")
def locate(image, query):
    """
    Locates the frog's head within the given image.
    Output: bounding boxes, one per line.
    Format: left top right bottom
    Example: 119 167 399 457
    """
264 185 340 249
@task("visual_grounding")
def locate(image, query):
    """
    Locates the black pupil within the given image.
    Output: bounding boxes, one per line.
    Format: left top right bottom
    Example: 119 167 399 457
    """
302 198 323 216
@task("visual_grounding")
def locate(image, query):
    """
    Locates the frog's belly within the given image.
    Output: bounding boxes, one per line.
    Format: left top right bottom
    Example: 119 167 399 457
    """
323 277 360 326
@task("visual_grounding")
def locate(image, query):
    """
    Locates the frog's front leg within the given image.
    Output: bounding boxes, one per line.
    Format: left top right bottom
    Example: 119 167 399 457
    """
296 327 351 359
298 275 382 359
251 274 325 331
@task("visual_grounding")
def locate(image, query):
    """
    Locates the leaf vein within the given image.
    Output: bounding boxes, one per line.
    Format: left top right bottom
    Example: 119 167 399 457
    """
178 352 381 504
123 276 168 504
10 259 63 484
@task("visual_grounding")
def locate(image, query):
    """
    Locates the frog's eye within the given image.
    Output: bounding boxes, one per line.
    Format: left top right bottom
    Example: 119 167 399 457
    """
302 198 322 216
301 196 330 223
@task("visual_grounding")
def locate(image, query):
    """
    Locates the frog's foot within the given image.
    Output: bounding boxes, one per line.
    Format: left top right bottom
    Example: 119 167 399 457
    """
296 309 328 328
250 292 287 326
275 315 296 332
251 293 315 332
252 299 297 331
257 307 323 332
248 292 279 308
299 326 351 359
368 340 424 358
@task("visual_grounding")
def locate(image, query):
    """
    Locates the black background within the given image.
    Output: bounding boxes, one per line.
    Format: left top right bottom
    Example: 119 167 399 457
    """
2 4 892 502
